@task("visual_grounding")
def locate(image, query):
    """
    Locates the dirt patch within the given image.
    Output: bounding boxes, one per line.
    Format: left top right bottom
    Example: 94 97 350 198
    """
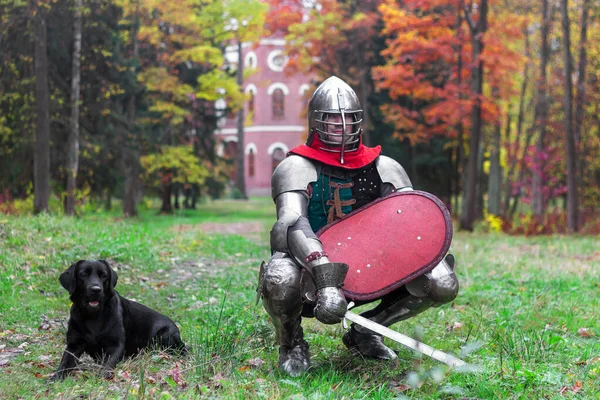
197 221 265 235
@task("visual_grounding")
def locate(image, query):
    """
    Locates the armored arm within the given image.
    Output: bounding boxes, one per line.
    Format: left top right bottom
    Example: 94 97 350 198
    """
270 156 348 324
376 155 414 197
270 156 331 270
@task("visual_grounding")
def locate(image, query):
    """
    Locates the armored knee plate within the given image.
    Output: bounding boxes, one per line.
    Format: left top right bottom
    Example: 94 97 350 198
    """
405 256 458 305
260 254 310 375
360 255 459 328
261 254 303 303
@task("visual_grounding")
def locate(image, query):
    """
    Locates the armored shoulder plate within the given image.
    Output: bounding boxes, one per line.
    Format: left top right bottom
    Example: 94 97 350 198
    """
376 155 412 190
271 155 318 199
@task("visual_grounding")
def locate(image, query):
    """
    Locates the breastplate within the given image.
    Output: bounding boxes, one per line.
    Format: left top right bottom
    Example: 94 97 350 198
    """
307 162 381 232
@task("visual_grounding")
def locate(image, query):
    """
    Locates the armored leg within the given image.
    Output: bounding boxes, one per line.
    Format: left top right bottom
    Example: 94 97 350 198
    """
261 253 310 376
344 255 459 359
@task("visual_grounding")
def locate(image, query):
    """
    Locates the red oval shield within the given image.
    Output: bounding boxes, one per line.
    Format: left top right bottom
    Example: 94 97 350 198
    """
316 191 453 301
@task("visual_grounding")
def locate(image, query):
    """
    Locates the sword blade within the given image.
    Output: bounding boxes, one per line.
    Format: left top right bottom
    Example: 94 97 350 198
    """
344 310 467 368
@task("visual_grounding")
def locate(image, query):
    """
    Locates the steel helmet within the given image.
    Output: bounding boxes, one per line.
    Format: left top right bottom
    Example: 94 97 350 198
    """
307 76 363 164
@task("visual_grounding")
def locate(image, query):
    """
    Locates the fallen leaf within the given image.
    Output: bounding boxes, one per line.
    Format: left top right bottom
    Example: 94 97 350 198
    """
118 370 131 381
247 358 264 368
238 365 250 372
390 382 411 393
559 381 583 394
577 328 593 338
446 322 463 331
209 373 225 389
168 364 186 387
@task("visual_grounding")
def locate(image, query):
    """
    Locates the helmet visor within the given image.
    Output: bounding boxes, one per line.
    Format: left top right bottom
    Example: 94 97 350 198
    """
315 111 362 150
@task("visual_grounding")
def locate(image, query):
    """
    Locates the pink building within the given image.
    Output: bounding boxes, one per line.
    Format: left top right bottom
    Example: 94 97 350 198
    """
215 38 313 196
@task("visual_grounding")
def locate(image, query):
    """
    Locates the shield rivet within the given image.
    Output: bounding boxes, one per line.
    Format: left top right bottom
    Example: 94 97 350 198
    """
337 242 342 246
356 269 361 273
347 237 351 240
417 236 421 240
367 264 371 268
397 210 402 214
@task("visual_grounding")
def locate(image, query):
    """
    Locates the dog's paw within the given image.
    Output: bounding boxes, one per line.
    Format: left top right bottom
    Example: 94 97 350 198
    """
103 370 115 380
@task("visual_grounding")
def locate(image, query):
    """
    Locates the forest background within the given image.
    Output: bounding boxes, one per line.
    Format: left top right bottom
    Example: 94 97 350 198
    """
1 0 599 231
1 0 599 398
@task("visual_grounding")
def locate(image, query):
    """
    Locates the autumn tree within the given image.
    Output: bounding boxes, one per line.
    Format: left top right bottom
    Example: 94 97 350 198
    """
560 0 578 232
33 1 51 213
268 0 385 145
64 0 83 216
375 0 523 229
140 146 209 213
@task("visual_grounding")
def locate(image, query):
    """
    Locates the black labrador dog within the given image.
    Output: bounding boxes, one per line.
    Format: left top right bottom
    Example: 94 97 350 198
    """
52 260 186 380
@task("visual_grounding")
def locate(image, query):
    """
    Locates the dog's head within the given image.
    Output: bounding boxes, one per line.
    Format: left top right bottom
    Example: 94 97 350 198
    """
59 260 118 311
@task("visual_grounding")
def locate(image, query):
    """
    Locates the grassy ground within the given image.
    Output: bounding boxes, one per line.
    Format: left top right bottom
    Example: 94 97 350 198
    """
0 198 599 399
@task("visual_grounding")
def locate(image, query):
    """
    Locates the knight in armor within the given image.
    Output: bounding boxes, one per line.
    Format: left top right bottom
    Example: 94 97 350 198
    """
258 76 459 376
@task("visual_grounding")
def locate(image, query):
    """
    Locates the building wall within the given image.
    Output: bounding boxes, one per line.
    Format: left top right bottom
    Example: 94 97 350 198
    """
215 38 312 196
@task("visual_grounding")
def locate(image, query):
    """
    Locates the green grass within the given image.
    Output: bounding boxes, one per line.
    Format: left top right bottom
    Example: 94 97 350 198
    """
0 198 599 399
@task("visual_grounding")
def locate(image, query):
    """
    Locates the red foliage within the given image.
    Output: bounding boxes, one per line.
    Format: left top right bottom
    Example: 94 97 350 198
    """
0 189 17 215
374 0 527 144
503 209 600 236
263 0 304 36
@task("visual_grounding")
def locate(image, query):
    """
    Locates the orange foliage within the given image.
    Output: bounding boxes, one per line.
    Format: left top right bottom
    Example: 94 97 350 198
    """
375 0 526 144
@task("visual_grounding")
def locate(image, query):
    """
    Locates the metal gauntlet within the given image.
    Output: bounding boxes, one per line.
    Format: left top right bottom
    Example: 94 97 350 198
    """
312 262 348 290
312 263 349 324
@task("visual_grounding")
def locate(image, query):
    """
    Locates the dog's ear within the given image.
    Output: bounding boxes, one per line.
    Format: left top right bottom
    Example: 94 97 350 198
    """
59 260 84 294
99 259 118 289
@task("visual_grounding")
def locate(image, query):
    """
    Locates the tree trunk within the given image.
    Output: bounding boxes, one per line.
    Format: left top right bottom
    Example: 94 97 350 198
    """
173 184 180 209
459 0 488 231
500 111 511 215
560 0 578 232
454 13 465 216
532 0 552 217
574 0 589 209
104 188 112 211
160 181 173 214
65 0 83 216
123 0 140 217
488 90 502 215
235 40 248 199
33 8 50 214
503 28 530 218
475 138 486 220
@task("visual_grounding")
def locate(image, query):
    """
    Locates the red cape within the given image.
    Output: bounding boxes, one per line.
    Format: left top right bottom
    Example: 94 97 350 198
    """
289 137 381 169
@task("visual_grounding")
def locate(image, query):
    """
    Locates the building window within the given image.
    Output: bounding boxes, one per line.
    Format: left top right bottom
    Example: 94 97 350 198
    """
248 148 255 177
223 140 238 180
272 89 284 120
267 50 288 72
272 148 286 171
248 91 255 121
